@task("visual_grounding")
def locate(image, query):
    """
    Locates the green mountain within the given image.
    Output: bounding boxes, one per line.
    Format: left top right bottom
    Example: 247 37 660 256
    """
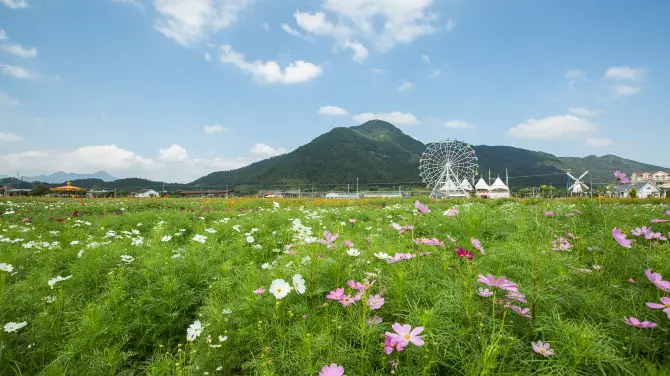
192 120 667 189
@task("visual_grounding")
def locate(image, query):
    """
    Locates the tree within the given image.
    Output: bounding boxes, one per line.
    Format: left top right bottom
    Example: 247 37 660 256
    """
92 184 102 191
30 184 51 196
629 187 638 199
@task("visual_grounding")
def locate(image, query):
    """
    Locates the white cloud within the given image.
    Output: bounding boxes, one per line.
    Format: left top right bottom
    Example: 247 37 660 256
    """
353 111 419 126
152 0 254 46
218 44 323 84
263 22 270 31
507 114 596 139
1 63 36 79
0 92 21 106
445 18 457 32
614 85 640 96
343 40 368 63
605 66 645 81
250 143 288 157
0 43 38 58
281 23 304 37
565 69 584 80
204 52 212 61
1 0 28 9
204 124 226 133
585 137 615 147
291 1 440 60
568 108 602 117
318 105 348 116
0 29 6 40
421 54 431 64
159 144 189 162
397 80 414 91
444 120 476 129
0 132 23 142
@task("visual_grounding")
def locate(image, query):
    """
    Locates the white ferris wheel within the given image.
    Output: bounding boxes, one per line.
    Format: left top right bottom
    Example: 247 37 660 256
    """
419 139 479 198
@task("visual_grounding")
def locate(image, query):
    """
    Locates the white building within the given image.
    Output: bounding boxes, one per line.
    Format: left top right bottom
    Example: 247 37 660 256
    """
613 182 660 199
325 192 360 199
132 189 159 198
631 171 670 191
474 178 490 198
488 177 510 199
362 192 403 198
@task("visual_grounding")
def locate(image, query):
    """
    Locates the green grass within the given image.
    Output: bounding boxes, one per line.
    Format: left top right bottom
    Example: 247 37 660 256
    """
0 197 669 375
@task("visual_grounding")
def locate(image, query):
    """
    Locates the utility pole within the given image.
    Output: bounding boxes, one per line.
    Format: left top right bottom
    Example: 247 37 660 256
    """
347 184 350 193
356 178 359 196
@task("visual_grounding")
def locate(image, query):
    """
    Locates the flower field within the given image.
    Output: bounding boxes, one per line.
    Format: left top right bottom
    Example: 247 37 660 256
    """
1 197 669 375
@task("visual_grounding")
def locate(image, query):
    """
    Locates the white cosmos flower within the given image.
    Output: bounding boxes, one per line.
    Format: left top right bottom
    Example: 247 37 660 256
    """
205 228 216 234
45 296 56 303
347 248 361 257
0 263 14 273
292 274 306 294
192 234 207 243
232 225 241 232
48 275 72 289
246 235 254 243
218 335 228 342
261 263 272 270
161 235 172 242
70 240 79 245
77 249 84 258
374 252 391 260
186 320 203 341
120 255 135 264
270 279 291 299
222 309 232 315
3 321 27 333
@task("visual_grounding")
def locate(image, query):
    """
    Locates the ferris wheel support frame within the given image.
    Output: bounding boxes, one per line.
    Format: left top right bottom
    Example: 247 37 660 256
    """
430 161 467 198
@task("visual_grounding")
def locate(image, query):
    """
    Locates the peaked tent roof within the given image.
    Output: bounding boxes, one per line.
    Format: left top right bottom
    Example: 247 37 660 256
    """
475 178 490 190
489 177 509 191
460 179 474 191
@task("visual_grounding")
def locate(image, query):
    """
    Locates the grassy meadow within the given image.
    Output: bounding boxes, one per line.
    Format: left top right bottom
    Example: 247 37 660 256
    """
1 197 669 375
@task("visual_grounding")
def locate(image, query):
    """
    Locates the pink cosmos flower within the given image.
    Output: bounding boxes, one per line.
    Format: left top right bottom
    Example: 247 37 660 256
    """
457 247 474 260
646 297 670 319
367 315 382 325
415 200 430 214
507 292 527 303
391 223 403 231
347 280 365 291
444 207 459 217
552 237 572 251
477 274 518 292
631 226 652 237
667 210 670 216
478 288 494 297
645 268 670 292
344 240 354 248
352 291 364 301
612 228 632 248
544 211 556 217
349 218 356 223
415 238 445 246
511 305 532 318
624 316 657 328
614 170 630 183
650 219 669 223
339 295 356 307
253 288 265 295
385 323 425 348
319 363 344 376
318 231 339 247
326 288 345 301
627 278 635 284
368 294 385 310
471 238 485 255
384 335 405 354
531 341 554 357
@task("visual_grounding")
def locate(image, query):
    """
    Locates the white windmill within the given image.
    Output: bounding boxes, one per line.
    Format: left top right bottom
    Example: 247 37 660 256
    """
567 170 589 195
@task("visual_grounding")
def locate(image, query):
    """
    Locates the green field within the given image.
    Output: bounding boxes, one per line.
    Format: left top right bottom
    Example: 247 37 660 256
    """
1 197 669 375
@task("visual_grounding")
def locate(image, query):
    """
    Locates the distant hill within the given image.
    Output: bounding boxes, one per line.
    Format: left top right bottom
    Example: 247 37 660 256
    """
192 120 667 189
15 171 118 184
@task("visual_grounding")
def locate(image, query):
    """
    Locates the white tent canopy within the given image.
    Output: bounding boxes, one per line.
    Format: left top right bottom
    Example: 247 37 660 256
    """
460 179 474 191
475 178 490 190
489 177 510 198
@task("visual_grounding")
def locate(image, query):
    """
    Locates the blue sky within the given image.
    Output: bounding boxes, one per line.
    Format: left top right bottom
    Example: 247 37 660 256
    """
1 0 668 182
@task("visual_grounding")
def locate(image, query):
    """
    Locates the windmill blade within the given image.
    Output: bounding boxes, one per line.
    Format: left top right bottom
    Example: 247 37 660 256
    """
566 172 577 181
578 171 589 180
568 183 576 190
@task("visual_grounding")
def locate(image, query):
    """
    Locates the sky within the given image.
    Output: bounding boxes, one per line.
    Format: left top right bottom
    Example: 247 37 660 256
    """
1 0 669 183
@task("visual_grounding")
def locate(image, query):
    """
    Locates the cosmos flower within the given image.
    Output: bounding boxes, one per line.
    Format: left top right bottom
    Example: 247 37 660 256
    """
326 288 345 301
507 292 527 303
457 247 474 260
269 279 291 299
478 288 494 297
544 211 556 217
161 235 172 242
186 320 203 341
120 255 135 264
367 315 383 325
614 170 630 183
471 238 485 254
3 321 27 333
384 334 405 354
612 228 632 249
531 341 554 357
192 234 207 244
318 363 344 376
624 316 657 328
48 275 72 289
477 274 518 292
346 248 360 257
0 263 13 273
344 240 354 248
646 297 670 319
292 274 306 295
385 323 425 347
368 294 385 310
511 306 532 318
339 295 356 307
246 235 255 243
415 200 430 214
645 268 670 292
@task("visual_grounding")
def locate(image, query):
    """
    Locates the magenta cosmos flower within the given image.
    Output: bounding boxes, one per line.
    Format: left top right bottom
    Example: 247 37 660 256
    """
646 297 670 319
385 323 425 348
614 170 630 183
415 200 430 214
471 237 485 255
477 274 518 292
624 316 657 328
384 334 405 354
544 211 555 217
645 268 670 292
612 228 632 249
319 363 344 376
531 341 554 357
457 247 474 260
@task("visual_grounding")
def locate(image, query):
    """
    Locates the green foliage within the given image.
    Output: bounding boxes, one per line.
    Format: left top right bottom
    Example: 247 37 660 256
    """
0 197 669 375
30 184 51 196
629 187 638 198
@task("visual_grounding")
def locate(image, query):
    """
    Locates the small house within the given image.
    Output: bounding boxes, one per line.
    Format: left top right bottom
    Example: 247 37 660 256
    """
613 182 660 199
132 189 159 198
